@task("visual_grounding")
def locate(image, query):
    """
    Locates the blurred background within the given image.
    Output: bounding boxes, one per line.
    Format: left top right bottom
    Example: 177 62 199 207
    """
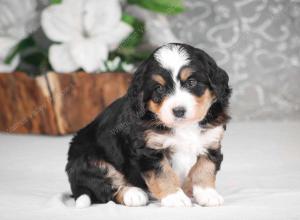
0 0 300 135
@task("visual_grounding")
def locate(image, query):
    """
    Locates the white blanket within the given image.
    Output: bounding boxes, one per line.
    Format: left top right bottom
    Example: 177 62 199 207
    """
1 122 300 220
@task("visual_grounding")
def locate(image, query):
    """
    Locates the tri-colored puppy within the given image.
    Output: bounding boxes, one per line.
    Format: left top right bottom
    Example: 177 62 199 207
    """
66 43 231 208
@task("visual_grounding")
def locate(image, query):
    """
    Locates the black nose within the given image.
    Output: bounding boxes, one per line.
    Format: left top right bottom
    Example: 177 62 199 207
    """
172 106 186 118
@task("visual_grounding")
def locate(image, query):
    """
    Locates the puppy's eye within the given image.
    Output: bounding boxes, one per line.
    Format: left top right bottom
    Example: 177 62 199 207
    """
186 78 198 88
155 85 166 94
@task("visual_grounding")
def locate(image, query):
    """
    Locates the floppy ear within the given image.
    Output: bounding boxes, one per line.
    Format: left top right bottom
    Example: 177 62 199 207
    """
127 61 148 117
196 49 231 106
208 65 231 106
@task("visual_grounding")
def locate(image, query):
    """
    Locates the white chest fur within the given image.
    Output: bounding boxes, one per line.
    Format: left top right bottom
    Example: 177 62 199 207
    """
145 124 224 184
170 124 206 184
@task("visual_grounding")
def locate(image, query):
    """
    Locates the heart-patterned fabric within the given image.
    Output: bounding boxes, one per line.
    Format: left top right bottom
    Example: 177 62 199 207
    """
167 0 300 120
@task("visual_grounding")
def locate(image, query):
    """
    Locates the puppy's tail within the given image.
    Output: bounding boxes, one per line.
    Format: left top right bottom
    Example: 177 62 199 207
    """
66 157 114 208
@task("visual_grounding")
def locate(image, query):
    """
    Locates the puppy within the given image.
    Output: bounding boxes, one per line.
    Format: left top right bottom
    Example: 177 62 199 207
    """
66 43 231 208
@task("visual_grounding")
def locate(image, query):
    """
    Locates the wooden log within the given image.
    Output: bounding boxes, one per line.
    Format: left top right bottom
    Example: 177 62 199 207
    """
0 72 58 134
0 72 132 135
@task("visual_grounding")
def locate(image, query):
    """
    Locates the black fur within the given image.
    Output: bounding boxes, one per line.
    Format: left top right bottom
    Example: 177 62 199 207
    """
66 97 164 203
66 43 231 204
207 148 224 173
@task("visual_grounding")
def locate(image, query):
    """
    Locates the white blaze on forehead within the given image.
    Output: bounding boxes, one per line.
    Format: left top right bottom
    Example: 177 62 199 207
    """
154 44 190 77
154 44 195 126
154 44 196 127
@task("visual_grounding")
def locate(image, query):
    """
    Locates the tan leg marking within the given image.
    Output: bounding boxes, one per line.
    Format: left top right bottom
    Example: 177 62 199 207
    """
94 160 148 206
182 125 224 196
183 155 216 197
94 160 129 204
143 158 180 199
184 156 224 206
114 186 130 205
94 160 127 189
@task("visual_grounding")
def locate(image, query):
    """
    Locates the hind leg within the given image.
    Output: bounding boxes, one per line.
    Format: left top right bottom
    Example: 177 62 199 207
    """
68 159 148 207
94 161 148 206
67 159 116 208
75 186 149 208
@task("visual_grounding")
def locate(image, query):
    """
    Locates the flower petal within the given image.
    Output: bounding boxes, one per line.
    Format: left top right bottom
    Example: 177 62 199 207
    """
103 21 133 50
49 43 79 73
69 38 108 72
121 62 134 73
0 37 19 73
41 0 84 42
0 0 38 39
0 55 19 73
84 0 122 36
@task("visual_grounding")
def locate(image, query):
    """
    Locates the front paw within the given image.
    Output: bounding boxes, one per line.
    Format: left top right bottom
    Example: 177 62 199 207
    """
161 189 192 207
193 186 224 207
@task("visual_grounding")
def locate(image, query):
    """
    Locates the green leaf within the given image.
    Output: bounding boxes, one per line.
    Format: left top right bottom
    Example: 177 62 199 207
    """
4 34 50 76
127 0 184 15
120 13 145 48
51 0 62 4
18 49 50 76
111 47 151 64
4 36 35 64
22 51 46 67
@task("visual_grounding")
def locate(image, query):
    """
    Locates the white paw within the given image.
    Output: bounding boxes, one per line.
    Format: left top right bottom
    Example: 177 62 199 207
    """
193 186 224 207
161 189 192 207
75 194 91 208
123 187 148 207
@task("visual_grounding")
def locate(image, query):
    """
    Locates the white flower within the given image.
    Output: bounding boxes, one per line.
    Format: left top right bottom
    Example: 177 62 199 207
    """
106 57 121 71
0 0 38 39
97 56 135 72
41 0 133 73
121 62 134 73
0 0 38 73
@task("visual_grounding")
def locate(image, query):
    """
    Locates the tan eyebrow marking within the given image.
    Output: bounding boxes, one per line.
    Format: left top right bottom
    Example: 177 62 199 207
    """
179 67 193 81
152 74 166 85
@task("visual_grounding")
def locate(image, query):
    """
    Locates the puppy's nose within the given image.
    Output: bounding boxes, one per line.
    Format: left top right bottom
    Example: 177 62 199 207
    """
172 106 186 118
